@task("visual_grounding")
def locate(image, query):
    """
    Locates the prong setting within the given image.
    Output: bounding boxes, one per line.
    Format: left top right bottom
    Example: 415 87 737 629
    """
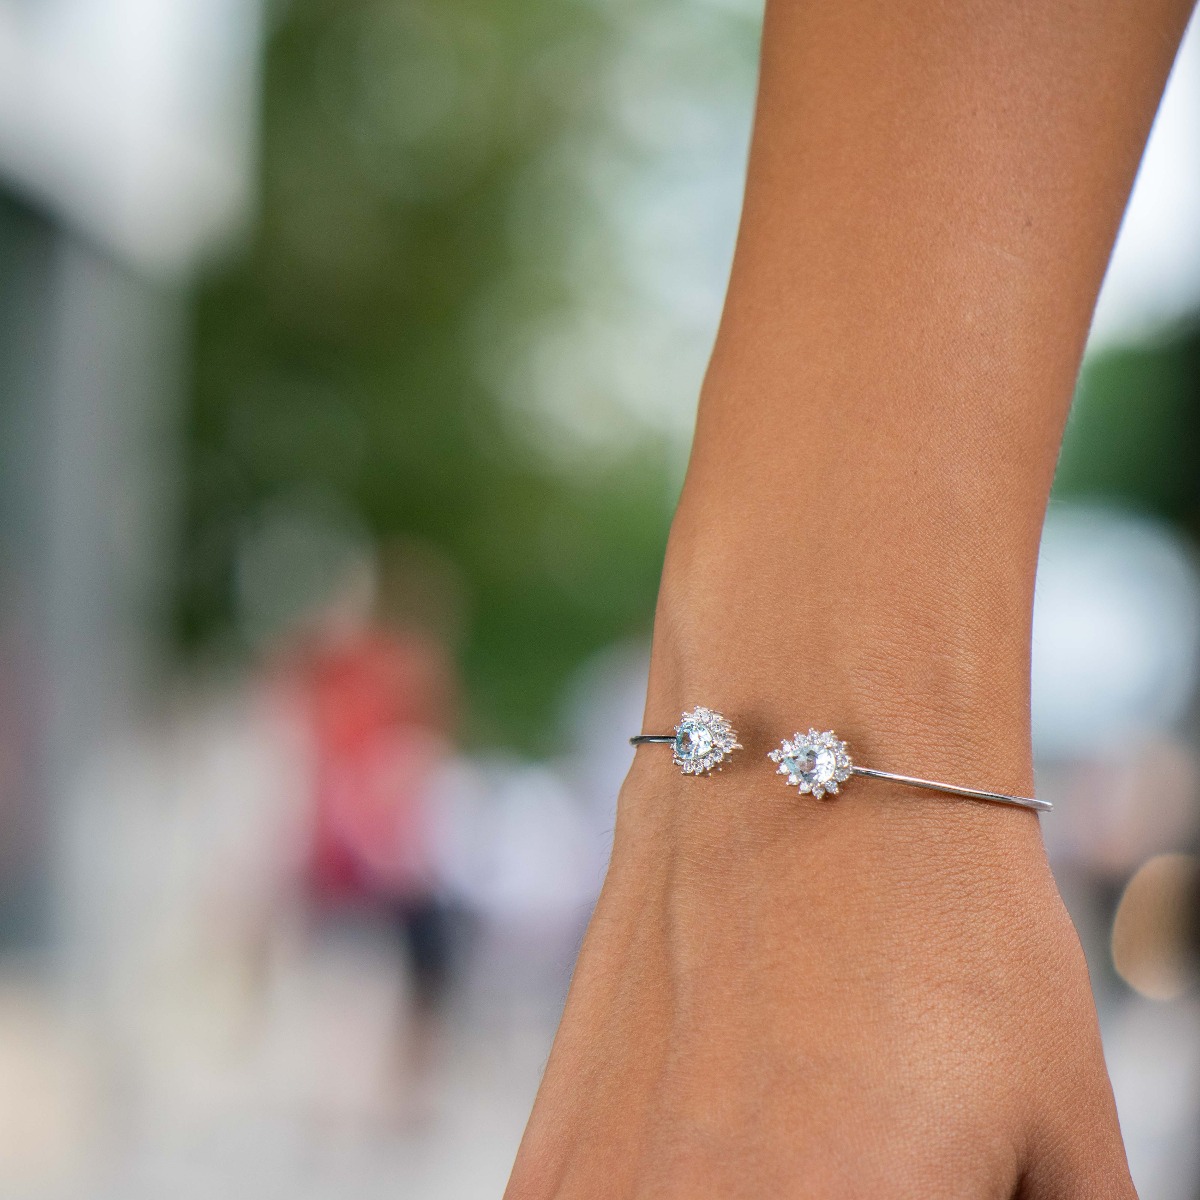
768 728 853 799
671 707 741 775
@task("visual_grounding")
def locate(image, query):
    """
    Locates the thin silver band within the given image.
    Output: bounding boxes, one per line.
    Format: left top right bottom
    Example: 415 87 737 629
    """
633 727 1051 813
849 766 1050 812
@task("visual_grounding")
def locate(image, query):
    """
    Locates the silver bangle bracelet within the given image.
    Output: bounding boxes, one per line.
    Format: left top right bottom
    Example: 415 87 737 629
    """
630 710 1051 814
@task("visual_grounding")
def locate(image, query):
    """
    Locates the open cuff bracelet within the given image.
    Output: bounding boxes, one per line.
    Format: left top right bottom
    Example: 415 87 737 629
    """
631 710 1051 813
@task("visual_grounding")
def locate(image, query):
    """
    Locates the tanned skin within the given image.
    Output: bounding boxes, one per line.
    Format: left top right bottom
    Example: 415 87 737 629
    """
507 2 1198 1196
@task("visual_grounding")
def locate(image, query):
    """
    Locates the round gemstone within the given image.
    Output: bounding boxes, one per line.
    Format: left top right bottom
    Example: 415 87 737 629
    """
784 745 837 787
675 722 714 761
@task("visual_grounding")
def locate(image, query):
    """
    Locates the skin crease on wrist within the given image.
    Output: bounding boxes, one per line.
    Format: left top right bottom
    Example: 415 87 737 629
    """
505 1 1199 1198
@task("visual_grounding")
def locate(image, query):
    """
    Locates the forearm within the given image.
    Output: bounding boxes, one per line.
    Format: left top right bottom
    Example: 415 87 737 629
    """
646 0 1194 791
510 9 1199 1193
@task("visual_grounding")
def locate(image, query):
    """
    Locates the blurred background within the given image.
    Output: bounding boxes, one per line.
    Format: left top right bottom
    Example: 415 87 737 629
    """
0 0 1199 1196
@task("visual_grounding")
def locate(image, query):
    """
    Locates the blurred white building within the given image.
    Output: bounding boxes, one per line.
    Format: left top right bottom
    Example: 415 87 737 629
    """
0 0 262 943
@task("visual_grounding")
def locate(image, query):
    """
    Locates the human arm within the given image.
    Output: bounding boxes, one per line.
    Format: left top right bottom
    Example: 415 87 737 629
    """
507 2 1197 1196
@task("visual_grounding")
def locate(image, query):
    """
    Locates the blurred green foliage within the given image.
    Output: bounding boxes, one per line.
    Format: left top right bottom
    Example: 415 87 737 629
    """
1055 325 1200 527
179 0 687 752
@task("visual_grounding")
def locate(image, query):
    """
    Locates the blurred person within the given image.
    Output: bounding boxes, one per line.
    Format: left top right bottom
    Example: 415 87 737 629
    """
506 2 1199 1197
279 550 460 1127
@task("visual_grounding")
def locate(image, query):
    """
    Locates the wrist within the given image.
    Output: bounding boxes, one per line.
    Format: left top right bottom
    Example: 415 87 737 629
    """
641 476 1039 798
610 760 1054 964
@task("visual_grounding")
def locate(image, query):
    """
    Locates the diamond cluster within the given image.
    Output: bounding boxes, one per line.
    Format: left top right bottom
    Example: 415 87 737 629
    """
672 707 740 775
769 729 853 799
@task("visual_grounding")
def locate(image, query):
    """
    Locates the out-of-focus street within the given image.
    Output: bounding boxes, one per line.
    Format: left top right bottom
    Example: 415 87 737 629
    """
3 2 1200 1197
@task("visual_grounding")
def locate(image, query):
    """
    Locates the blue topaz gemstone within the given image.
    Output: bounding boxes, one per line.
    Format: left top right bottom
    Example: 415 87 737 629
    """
675 722 714 761
782 746 836 788
670 708 740 775
770 730 853 799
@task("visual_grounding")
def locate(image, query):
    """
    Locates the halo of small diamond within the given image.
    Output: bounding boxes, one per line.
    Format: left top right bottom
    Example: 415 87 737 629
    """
768 729 853 799
672 707 741 775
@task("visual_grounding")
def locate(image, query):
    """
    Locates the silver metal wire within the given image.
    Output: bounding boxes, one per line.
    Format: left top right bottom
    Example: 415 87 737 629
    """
849 766 1051 812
